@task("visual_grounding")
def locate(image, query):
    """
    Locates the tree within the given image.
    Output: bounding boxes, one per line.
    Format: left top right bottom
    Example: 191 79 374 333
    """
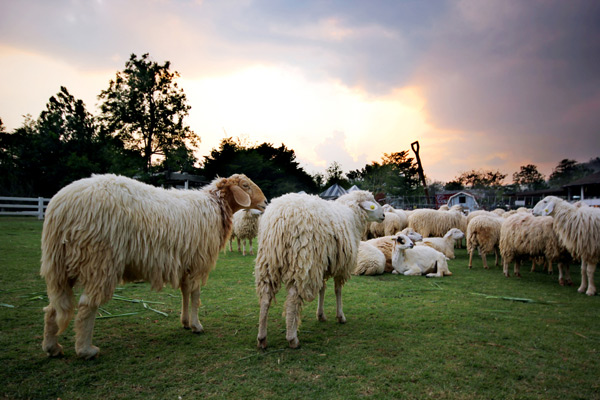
512 164 546 191
98 53 199 171
548 159 591 187
454 169 507 188
324 161 349 188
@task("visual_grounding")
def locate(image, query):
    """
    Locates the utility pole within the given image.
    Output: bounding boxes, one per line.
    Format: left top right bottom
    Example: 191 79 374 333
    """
411 141 431 207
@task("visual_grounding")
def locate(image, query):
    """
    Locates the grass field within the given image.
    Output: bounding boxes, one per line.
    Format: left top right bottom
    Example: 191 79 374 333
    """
1 217 599 399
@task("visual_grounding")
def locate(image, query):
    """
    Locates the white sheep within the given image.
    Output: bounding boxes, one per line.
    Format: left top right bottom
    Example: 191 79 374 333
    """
417 228 465 259
466 214 503 269
390 234 452 277
365 228 424 273
408 207 465 238
40 173 267 359
367 210 407 239
533 196 600 295
353 241 387 276
499 213 571 283
229 208 262 256
255 190 384 349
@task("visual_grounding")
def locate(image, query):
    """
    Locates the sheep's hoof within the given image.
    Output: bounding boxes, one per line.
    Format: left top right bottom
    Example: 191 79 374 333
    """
586 289 597 296
43 343 64 358
317 313 327 322
257 337 268 349
484 266 489 270
504 274 510 278
468 265 472 269
191 325 204 334
578 286 586 294
515 273 522 278
288 337 300 349
559 278 565 286
76 345 100 360
567 279 573 286
337 315 346 324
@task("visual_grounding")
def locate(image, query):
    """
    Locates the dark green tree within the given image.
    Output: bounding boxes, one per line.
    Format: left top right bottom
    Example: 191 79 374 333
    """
324 161 350 188
548 159 591 187
98 53 199 171
454 169 507 188
512 164 547 191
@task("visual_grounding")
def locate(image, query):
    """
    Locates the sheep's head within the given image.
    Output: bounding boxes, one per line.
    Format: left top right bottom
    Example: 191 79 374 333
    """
533 196 559 217
217 174 268 214
400 228 423 242
360 200 385 223
445 228 465 240
391 234 414 250
337 191 385 223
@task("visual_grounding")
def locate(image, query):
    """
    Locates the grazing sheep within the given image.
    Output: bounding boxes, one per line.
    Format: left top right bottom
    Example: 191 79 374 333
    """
390 234 452 277
466 214 503 269
499 213 570 282
533 196 600 295
229 208 262 256
40 173 267 359
408 207 465 238
255 190 384 349
366 228 424 273
418 228 465 259
353 241 387 276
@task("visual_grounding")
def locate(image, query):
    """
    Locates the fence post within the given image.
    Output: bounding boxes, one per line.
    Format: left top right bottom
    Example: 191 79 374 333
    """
37 197 44 220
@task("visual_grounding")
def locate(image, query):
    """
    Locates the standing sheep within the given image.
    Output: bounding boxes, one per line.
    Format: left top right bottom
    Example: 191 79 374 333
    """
41 174 267 359
255 191 384 349
418 228 465 259
408 207 465 238
533 196 600 295
229 208 262 256
466 214 503 269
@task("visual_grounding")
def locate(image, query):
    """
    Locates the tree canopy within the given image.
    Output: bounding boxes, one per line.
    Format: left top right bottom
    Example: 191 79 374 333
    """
512 164 546 191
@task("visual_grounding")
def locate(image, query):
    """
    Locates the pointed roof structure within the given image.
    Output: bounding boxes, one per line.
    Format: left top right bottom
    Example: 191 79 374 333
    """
347 185 361 192
320 183 348 200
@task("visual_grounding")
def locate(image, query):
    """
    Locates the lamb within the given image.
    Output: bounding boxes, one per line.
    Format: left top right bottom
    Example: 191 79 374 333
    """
229 208 262 256
365 228 424 273
533 196 600 295
499 213 571 283
390 234 452 277
40 173 267 359
417 228 465 259
408 207 465 238
255 190 384 349
466 214 503 269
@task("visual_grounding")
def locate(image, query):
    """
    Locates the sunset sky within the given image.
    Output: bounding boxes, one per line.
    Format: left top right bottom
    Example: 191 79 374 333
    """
1 0 599 183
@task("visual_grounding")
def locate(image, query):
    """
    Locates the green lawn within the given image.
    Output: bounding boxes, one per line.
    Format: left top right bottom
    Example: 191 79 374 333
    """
1 217 599 399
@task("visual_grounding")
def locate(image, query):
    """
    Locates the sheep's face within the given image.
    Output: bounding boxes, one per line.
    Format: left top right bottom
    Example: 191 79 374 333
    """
532 196 556 217
222 174 268 213
360 201 385 223
447 228 465 240
392 234 414 250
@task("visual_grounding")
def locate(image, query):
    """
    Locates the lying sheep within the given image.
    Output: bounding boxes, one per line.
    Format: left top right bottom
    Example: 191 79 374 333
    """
466 214 503 269
229 208 262 256
353 241 387 276
390 234 452 277
533 196 600 295
418 228 464 259
365 228 424 273
40 173 267 359
255 190 384 349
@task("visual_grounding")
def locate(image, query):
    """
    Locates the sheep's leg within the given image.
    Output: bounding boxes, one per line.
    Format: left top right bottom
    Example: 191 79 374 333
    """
494 248 499 267
180 278 191 329
249 238 254 255
334 278 346 324
578 261 588 294
285 286 301 348
585 262 596 296
257 287 274 349
546 259 553 275
481 251 489 270
514 260 522 278
228 238 233 252
468 250 474 269
503 259 510 278
557 262 572 286
188 282 204 333
404 266 422 276
316 284 327 322
241 239 246 256
74 294 99 359
237 238 242 253
42 306 64 357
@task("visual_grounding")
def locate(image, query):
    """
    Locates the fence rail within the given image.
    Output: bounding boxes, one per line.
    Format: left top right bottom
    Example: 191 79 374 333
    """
0 196 51 219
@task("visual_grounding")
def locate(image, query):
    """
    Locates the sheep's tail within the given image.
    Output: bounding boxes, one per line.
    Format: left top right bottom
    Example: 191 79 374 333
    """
40 223 75 335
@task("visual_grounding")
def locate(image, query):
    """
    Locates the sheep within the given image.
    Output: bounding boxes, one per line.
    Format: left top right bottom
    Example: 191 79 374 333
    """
365 228 424 273
390 234 452 277
466 210 495 225
353 241 387 276
466 214 503 269
499 213 571 283
229 208 262 256
417 228 464 259
255 190 384 349
367 208 407 239
40 173 267 359
408 207 465 238
533 196 600 295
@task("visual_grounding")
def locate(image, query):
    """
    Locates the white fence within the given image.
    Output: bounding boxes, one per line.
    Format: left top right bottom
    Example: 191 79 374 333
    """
0 196 51 219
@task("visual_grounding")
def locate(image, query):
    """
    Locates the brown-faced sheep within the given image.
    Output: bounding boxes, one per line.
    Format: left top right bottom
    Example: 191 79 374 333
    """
255 191 384 349
533 196 600 295
41 174 267 359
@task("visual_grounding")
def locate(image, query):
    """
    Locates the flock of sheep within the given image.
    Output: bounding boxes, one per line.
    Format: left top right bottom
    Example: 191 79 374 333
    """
39 174 600 358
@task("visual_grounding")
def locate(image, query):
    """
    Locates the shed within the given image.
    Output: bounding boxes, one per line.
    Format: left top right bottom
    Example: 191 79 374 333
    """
320 183 348 200
563 172 600 206
447 191 479 213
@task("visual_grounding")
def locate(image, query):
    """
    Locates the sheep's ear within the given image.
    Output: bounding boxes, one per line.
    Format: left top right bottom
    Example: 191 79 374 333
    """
231 185 251 207
544 201 554 215
360 201 378 212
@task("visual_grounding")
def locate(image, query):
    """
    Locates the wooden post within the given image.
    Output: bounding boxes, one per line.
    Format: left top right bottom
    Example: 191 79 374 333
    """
411 141 431 207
